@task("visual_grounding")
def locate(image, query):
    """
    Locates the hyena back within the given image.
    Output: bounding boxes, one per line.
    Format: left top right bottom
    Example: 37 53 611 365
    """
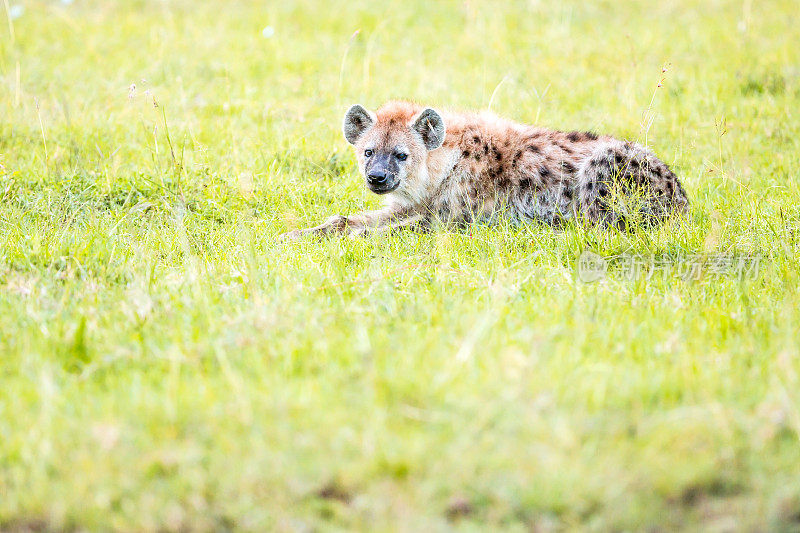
280 101 688 239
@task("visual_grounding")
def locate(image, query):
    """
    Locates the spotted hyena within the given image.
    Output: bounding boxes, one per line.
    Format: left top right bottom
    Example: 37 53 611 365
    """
279 101 688 240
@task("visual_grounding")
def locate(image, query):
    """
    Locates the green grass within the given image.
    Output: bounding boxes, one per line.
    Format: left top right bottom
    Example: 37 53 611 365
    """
2 0 800 530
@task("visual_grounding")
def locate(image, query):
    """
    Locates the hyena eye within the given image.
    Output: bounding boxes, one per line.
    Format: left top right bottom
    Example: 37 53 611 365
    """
364 149 374 157
395 153 408 161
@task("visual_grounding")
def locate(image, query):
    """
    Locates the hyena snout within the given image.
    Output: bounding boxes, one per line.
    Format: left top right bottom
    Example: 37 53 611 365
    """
367 170 390 188
365 152 400 194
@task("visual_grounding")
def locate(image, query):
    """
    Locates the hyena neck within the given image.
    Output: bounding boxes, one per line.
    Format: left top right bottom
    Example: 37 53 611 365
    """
420 146 461 203
385 145 460 210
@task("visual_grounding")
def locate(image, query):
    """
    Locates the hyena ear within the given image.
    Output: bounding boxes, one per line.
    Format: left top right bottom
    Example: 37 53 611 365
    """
343 104 374 145
412 108 446 150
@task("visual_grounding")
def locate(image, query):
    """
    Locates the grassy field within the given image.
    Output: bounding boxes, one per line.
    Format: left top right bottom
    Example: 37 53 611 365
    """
2 0 800 530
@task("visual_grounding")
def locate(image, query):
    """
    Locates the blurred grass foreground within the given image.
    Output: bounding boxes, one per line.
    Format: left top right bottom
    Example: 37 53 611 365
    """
2 0 800 530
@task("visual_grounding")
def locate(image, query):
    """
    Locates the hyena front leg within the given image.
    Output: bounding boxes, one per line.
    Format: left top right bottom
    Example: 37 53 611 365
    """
346 212 430 238
277 206 416 241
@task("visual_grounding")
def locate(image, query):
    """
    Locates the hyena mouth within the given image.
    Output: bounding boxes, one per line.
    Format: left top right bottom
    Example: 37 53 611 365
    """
368 179 400 195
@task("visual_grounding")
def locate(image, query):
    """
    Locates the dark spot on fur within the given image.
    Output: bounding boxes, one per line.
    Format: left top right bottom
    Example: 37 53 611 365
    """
519 178 534 190
483 143 489 154
560 161 577 174
586 181 594 191
472 135 481 144
527 144 541 153
462 150 470 158
584 131 599 140
497 171 511 188
567 131 581 142
563 188 573 199
492 147 502 161
558 142 574 154
539 165 551 179
473 153 481 161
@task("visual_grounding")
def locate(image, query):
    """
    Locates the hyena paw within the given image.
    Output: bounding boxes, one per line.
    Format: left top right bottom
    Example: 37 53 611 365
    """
347 226 370 239
322 214 348 229
278 215 349 242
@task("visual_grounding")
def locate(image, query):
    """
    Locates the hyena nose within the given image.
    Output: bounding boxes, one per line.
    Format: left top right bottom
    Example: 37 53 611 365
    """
367 172 388 186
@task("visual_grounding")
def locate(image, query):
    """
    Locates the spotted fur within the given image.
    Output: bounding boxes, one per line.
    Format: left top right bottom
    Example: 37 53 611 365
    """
279 101 689 240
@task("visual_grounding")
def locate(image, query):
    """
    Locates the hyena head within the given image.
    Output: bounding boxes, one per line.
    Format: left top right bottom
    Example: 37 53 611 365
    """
342 103 445 198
